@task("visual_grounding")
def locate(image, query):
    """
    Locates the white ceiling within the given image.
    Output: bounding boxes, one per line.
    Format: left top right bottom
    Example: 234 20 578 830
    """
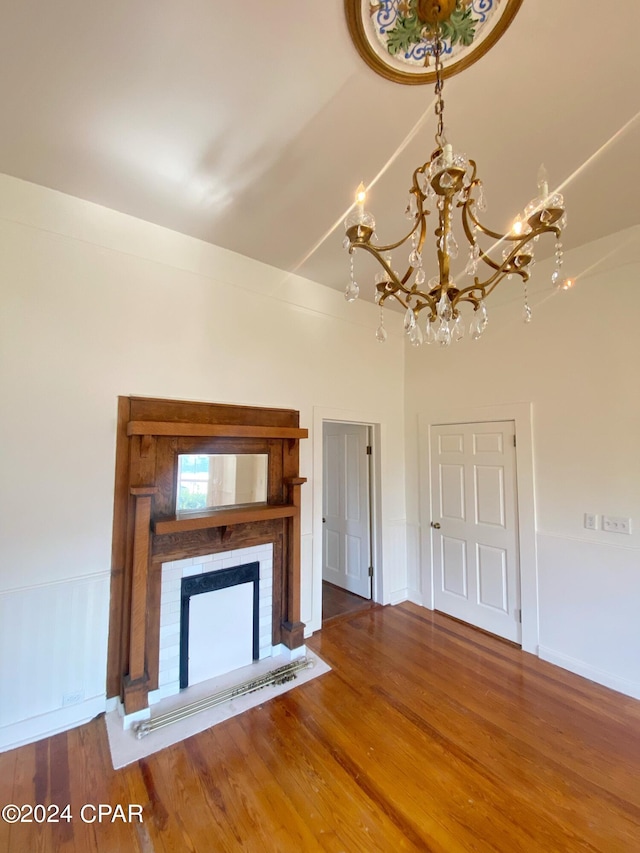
1 1 639 291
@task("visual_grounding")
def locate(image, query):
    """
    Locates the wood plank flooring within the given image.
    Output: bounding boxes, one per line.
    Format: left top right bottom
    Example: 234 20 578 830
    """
2 603 640 852
322 580 373 622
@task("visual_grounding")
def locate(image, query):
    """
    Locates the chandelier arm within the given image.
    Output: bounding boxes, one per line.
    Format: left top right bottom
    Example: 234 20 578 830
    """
413 299 433 317
470 255 531 288
412 182 429 257
356 238 438 317
458 201 507 276
462 194 538 243
461 197 517 242
459 196 476 245
451 291 483 311
369 218 425 254
358 174 431 256
385 274 433 306
413 293 437 316
465 159 478 186
459 199 522 280
355 242 416 302
462 196 563 245
353 214 428 288
460 200 563 285
401 204 431 285
380 290 409 311
452 266 528 307
380 287 435 318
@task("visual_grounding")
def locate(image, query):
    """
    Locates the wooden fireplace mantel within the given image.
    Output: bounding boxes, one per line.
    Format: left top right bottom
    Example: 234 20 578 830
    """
107 396 308 714
127 421 308 440
152 504 297 535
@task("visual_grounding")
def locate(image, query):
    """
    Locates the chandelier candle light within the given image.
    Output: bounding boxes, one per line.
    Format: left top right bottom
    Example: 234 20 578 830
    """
343 3 566 347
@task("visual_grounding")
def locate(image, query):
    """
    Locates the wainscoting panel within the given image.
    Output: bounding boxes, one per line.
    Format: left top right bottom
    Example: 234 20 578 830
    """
0 573 110 751
537 532 640 699
406 522 422 605
301 533 313 629
387 519 409 605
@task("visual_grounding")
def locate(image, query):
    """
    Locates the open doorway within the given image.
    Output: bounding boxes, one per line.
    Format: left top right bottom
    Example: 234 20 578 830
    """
322 421 375 623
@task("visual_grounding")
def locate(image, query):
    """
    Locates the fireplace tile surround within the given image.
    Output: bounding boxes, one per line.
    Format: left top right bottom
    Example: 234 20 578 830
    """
152 544 274 703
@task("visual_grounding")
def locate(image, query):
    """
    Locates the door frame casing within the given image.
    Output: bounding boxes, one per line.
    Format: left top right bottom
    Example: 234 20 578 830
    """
312 407 385 634
418 402 539 654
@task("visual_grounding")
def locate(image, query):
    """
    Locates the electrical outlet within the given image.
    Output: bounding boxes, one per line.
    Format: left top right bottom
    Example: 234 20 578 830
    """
584 513 597 530
602 516 632 535
62 690 84 707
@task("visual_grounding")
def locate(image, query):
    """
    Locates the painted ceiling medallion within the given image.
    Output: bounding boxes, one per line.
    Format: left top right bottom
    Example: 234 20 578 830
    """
345 0 523 84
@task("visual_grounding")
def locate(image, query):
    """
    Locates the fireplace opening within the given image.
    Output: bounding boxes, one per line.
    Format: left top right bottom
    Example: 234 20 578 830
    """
179 562 260 689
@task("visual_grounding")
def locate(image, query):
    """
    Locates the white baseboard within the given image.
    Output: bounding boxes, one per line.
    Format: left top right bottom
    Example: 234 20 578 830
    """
148 684 180 705
406 589 423 606
0 695 106 753
105 696 119 713
389 588 408 606
272 644 307 661
538 646 640 700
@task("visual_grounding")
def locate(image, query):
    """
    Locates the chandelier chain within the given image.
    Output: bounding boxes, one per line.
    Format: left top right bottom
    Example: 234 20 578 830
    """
433 29 445 147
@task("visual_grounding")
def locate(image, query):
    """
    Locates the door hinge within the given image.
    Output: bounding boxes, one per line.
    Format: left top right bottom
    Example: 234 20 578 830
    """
515 608 522 623
366 445 372 455
368 565 374 577
513 434 516 448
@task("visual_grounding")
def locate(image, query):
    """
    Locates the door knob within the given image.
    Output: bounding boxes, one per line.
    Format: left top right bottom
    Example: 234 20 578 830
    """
431 521 441 529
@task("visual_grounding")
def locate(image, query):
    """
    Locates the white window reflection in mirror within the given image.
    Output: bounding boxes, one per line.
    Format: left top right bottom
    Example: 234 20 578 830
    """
177 454 268 512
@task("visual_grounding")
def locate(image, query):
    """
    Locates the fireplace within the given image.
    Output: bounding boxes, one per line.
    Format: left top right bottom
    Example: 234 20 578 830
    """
107 397 307 716
179 561 259 688
153 545 273 702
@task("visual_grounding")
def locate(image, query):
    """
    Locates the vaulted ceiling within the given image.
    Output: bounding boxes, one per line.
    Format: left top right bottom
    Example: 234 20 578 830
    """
1 1 639 292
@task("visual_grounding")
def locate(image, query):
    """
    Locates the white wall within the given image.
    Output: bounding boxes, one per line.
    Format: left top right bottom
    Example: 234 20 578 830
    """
0 174 407 750
3 169 636 751
404 227 640 698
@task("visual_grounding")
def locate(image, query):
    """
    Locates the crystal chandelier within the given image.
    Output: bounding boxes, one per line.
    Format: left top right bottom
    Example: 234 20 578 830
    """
343 14 566 347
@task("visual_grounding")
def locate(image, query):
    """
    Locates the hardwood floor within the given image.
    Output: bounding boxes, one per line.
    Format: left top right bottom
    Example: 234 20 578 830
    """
2 603 640 852
322 580 373 622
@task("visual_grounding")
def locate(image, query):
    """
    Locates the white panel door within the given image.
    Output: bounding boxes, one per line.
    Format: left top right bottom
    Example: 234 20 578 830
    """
430 421 520 642
323 422 371 598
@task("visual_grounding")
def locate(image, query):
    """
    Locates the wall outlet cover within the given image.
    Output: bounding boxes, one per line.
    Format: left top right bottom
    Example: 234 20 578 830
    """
602 516 632 535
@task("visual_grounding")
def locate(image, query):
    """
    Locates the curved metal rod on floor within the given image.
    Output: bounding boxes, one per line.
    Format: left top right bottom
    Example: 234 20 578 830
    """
133 657 314 739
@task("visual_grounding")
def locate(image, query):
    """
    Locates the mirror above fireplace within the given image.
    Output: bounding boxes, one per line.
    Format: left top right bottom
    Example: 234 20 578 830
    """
176 453 268 512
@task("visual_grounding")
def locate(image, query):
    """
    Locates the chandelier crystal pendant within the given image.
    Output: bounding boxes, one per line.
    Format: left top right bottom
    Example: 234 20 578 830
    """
343 15 566 347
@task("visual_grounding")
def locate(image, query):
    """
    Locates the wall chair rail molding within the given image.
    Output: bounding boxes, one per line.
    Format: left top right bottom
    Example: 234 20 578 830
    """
107 396 308 715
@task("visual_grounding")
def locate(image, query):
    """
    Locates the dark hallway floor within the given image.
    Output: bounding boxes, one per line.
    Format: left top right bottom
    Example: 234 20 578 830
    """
322 581 372 622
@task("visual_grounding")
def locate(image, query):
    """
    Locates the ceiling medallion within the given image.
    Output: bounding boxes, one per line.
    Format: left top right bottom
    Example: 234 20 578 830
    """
345 0 524 84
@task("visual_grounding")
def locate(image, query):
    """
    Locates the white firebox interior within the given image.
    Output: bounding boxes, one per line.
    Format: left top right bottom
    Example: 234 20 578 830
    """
187 582 254 686
153 544 273 703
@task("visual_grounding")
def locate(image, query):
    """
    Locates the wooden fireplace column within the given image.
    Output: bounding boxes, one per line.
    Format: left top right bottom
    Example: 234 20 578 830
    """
107 397 308 714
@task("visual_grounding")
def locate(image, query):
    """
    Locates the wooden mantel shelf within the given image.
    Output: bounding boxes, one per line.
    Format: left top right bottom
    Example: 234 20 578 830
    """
153 504 297 535
127 421 308 440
